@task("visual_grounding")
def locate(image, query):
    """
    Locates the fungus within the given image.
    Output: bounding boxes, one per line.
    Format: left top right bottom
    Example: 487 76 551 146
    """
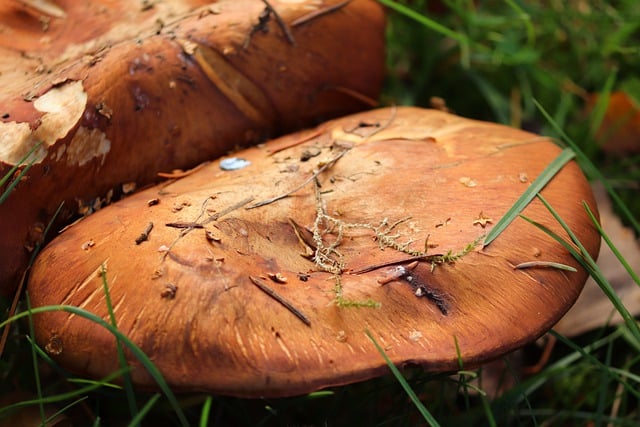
0 0 385 294
28 107 600 397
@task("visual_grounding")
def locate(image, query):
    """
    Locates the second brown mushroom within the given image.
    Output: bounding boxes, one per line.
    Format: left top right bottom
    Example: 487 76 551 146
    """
27 106 600 397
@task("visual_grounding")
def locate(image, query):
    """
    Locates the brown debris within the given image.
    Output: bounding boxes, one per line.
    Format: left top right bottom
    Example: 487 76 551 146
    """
205 229 221 243
135 222 154 245
81 240 95 251
160 283 177 299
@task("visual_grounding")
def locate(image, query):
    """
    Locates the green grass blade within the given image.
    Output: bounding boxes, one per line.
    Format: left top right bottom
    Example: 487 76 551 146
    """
376 0 472 65
520 194 640 341
99 265 138 419
504 0 535 49
519 209 638 341
502 357 537 425
453 336 472 411
498 328 625 409
534 99 640 235
0 141 42 205
28 201 65 265
480 394 497 427
365 329 440 426
595 335 614 425
587 71 617 143
67 378 123 390
5 303 190 427
199 395 213 427
550 330 640 399
24 334 79 381
467 72 510 124
582 201 639 286
0 370 125 415
25 294 45 424
483 148 575 247
45 396 89 425
128 393 161 427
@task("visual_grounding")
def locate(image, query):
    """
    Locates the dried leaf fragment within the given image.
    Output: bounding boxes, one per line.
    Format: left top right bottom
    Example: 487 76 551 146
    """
519 172 528 183
122 182 136 194
205 229 221 242
459 176 477 187
268 272 288 284
81 239 95 250
17 0 66 18
44 335 63 355
473 211 493 228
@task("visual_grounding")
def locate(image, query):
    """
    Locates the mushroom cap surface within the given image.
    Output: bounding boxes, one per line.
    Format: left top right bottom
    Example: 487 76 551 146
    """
0 0 385 293
28 107 600 397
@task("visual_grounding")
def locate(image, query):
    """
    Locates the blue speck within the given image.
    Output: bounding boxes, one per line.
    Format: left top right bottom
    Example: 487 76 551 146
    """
220 157 250 171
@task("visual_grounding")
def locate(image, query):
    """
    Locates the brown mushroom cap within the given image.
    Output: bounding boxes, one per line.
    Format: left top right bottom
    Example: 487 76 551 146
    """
28 107 600 398
0 0 385 294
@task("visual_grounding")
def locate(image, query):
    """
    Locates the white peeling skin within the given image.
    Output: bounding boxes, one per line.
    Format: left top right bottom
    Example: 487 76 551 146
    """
0 80 88 166
0 121 33 164
15 0 67 18
65 127 111 167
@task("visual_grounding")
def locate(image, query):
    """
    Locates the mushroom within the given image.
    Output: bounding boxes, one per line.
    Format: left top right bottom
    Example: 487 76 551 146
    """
0 0 385 294
585 91 640 154
28 107 600 397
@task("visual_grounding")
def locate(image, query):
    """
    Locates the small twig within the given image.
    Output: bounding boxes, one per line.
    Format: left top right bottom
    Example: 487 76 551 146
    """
203 196 255 224
157 162 210 179
135 222 154 245
165 222 204 229
514 261 577 272
249 276 310 326
247 148 351 209
161 197 254 260
261 0 296 46
243 5 271 49
323 86 379 108
266 128 324 155
291 0 351 27
359 104 397 140
350 254 443 275
288 218 317 256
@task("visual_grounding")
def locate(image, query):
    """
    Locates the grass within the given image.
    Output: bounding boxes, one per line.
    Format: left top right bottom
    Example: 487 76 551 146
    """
2 0 640 425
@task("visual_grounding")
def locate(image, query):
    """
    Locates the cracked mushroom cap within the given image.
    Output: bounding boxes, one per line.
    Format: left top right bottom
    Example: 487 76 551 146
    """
0 0 385 294
28 106 600 398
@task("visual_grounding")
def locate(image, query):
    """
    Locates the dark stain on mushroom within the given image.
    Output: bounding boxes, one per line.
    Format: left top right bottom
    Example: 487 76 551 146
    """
300 147 321 161
394 266 449 315
132 86 150 111
161 283 177 299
